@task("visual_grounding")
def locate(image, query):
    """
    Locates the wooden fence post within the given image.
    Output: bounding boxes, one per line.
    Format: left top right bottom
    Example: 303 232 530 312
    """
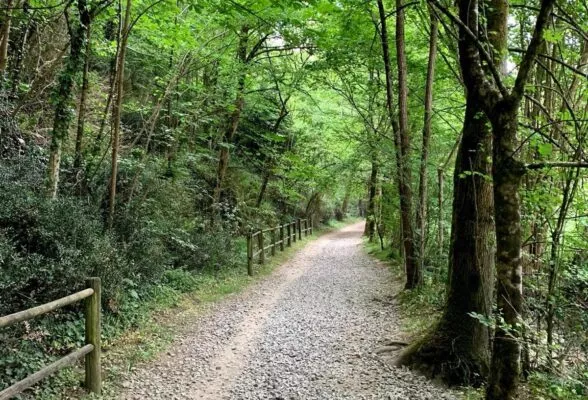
310 217 313 235
85 277 101 395
298 219 302 240
287 223 291 246
271 227 276 256
292 222 297 243
258 230 265 264
304 219 308 237
247 233 253 276
280 224 285 251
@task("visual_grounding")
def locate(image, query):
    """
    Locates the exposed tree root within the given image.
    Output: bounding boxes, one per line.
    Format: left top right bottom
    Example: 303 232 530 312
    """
396 324 489 387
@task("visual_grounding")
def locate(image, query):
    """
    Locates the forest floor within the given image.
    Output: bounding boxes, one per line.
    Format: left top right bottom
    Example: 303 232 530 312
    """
118 222 457 399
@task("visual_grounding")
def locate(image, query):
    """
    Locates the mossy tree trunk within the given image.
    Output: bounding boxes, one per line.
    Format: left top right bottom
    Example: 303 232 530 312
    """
416 4 438 272
439 0 556 396
398 99 495 386
46 0 89 198
74 21 92 172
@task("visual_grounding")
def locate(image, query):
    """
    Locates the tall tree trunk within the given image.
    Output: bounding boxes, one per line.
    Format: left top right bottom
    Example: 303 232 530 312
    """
398 99 495 385
212 25 249 206
365 156 378 241
545 171 579 366
437 168 443 255
107 0 131 228
0 0 13 79
395 0 420 288
9 6 33 97
341 185 350 215
482 0 556 397
90 42 118 159
376 0 420 289
74 22 92 171
256 98 289 208
256 172 269 208
486 99 526 400
416 6 438 269
46 0 89 198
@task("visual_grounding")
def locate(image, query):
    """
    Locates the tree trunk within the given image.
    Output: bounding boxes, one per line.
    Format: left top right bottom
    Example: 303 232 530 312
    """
484 0 556 396
107 0 131 228
416 6 438 269
256 172 269 208
545 167 582 369
90 41 118 159
365 157 378 241
0 0 13 78
74 22 93 171
341 185 350 215
9 6 33 97
437 168 443 255
398 99 495 386
212 25 249 206
486 100 525 400
395 0 420 288
46 0 89 198
376 0 420 289
256 98 289 208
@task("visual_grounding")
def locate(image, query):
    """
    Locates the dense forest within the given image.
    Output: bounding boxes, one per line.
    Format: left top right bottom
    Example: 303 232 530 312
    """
0 0 587 399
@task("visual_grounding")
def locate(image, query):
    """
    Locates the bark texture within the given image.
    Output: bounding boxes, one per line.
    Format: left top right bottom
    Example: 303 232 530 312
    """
74 21 93 171
398 100 495 386
46 0 90 198
376 0 420 289
395 0 420 288
416 6 438 269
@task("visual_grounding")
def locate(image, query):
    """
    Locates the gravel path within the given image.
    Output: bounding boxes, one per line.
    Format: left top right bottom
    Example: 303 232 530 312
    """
121 222 457 399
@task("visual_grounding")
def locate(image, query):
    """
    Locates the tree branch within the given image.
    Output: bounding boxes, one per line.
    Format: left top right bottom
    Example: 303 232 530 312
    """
428 0 508 97
526 162 588 170
510 0 557 102
509 48 588 79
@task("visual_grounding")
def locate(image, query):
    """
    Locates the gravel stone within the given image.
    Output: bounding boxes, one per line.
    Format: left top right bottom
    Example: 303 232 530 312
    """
121 222 457 399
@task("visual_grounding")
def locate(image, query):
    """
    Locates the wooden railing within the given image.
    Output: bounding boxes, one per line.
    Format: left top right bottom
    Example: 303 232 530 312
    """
0 278 102 399
246 218 313 275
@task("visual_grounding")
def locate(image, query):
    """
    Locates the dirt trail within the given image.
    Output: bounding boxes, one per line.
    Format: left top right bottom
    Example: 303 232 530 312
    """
121 222 456 399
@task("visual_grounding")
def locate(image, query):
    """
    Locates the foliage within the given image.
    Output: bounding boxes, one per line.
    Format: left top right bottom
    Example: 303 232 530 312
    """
0 0 587 397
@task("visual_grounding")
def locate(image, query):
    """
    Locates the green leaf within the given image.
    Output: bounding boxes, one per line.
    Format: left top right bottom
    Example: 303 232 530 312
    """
538 143 553 157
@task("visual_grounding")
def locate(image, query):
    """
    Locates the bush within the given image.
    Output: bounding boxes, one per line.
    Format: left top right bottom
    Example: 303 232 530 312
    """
0 165 127 315
0 153 254 391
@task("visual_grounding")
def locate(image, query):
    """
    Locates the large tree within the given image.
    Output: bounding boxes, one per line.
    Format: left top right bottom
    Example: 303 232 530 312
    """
437 0 556 397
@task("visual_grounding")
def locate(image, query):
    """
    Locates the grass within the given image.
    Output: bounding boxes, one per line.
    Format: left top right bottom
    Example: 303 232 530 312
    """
31 219 353 399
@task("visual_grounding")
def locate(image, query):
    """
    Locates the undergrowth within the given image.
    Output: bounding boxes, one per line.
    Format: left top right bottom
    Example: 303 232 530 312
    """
5 220 341 399
363 236 588 400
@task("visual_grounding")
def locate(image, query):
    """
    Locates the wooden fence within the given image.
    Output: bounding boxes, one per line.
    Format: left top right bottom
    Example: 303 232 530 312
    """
246 218 313 275
0 278 102 399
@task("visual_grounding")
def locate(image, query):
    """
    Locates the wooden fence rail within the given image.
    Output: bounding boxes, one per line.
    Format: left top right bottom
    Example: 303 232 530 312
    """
0 278 102 399
246 218 313 276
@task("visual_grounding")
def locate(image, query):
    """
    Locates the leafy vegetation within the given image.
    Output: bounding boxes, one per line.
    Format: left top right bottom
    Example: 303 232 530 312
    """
0 0 587 399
